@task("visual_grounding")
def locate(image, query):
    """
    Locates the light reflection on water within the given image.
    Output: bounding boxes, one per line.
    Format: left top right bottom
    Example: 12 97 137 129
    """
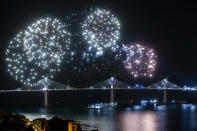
3 104 197 131
119 111 159 131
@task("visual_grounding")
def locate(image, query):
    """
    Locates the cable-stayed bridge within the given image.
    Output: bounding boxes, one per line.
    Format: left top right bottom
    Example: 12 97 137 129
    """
0 77 194 92
0 77 196 107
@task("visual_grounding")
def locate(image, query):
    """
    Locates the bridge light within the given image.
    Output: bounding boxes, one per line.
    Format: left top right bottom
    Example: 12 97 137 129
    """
42 87 47 91
141 100 148 106
163 79 168 85
134 84 145 88
150 99 158 103
102 86 106 89
89 86 94 89
110 77 114 81
108 77 115 85
156 86 162 89
171 99 176 103
183 85 191 90
16 88 22 91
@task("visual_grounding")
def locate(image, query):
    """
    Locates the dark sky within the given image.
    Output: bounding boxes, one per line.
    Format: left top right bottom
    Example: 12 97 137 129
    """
0 0 197 89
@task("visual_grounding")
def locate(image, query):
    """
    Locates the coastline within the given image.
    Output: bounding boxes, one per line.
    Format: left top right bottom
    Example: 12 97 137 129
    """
0 111 98 131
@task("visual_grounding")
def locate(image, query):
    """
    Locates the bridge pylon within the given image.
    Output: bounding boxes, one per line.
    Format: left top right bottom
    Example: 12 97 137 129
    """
163 83 167 105
110 84 115 106
44 90 49 107
43 77 49 107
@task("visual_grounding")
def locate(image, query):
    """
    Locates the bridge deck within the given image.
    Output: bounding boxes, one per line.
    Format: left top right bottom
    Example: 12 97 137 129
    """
0 88 192 93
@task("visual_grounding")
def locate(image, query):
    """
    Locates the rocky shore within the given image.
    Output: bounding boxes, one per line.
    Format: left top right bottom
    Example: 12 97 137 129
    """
0 111 98 131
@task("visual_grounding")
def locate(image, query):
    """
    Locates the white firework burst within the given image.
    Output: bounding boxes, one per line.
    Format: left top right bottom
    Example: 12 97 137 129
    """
23 17 71 69
6 32 40 87
82 8 120 57
65 10 122 74
5 17 71 87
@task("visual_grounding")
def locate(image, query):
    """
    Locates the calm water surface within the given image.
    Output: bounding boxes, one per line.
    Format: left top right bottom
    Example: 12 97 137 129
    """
2 104 197 131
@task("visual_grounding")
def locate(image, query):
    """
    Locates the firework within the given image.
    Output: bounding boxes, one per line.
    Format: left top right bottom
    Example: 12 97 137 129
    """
23 17 71 69
81 8 120 57
5 32 39 86
123 43 157 78
65 11 122 74
5 18 71 87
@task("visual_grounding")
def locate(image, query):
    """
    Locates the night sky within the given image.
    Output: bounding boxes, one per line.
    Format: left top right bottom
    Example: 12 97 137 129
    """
0 0 196 89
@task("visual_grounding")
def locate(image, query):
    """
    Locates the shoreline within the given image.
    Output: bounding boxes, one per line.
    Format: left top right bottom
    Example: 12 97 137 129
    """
0 111 99 131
